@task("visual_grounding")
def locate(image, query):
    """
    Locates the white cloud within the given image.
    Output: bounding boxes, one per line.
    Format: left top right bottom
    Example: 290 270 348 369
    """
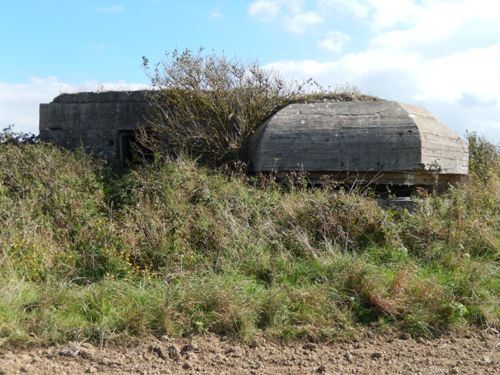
316 31 351 53
252 0 500 141
285 11 323 33
250 0 500 43
418 45 500 103
283 0 307 14
0 77 148 135
317 0 369 18
210 10 224 19
367 0 421 30
248 0 280 21
249 0 322 33
266 43 500 142
370 0 500 48
96 5 125 13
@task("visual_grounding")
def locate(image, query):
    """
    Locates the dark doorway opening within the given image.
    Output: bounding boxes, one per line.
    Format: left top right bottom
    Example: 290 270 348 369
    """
118 129 154 170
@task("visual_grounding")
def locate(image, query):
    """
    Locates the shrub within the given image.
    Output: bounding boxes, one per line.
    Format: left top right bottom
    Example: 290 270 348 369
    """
142 49 378 168
0 125 38 144
0 140 128 282
0 128 498 346
142 49 298 167
466 131 500 183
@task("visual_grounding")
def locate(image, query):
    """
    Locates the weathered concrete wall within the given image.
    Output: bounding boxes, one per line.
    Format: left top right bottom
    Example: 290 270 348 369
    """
248 100 468 186
399 103 469 174
40 91 150 168
39 92 468 187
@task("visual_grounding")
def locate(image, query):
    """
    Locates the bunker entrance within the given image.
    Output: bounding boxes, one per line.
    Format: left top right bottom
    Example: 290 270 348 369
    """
118 129 153 170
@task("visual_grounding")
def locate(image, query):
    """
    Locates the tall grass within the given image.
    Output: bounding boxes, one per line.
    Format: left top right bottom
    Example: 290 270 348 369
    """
0 130 498 346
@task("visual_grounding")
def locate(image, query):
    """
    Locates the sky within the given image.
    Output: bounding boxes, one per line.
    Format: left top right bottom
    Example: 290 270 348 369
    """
1 0 499 142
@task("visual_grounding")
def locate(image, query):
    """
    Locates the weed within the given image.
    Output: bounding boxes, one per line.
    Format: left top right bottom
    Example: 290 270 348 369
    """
0 124 498 346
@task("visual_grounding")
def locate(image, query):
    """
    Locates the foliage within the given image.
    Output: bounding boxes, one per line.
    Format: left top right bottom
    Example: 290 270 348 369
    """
0 129 498 346
0 125 38 144
142 49 378 168
466 131 500 183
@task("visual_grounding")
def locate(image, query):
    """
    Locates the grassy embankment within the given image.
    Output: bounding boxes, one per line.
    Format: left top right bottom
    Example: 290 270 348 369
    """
0 131 498 347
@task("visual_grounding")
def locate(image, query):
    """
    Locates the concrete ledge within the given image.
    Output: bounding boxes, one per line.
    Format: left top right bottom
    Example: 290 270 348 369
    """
52 91 149 104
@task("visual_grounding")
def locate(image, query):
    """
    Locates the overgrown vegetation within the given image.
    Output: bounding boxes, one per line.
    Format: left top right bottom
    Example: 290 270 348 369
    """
0 51 498 346
0 130 498 346
143 49 377 167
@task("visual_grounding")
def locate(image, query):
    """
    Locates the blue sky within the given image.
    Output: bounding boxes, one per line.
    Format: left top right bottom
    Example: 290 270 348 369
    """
1 0 499 142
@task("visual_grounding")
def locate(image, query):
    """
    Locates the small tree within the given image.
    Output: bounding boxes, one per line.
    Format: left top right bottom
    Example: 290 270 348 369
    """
142 49 300 168
466 131 500 183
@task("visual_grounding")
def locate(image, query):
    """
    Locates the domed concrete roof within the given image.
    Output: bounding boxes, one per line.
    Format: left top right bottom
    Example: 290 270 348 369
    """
248 100 468 186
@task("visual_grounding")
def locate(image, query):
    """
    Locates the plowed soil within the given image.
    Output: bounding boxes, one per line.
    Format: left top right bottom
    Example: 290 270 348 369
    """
1 330 498 374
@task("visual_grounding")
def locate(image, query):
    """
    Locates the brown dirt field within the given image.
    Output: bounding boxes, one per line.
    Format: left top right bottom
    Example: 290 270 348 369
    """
1 330 498 374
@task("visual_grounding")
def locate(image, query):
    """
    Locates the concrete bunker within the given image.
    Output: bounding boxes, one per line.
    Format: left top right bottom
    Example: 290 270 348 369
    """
247 100 469 193
39 91 469 193
39 91 151 170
